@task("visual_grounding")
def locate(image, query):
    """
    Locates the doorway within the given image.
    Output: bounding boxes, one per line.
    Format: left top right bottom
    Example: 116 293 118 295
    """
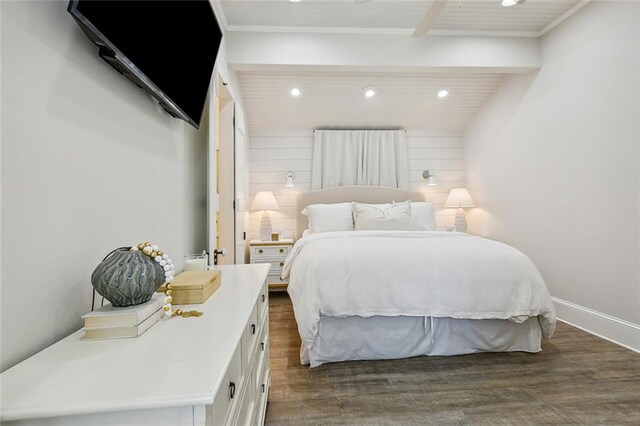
215 80 235 265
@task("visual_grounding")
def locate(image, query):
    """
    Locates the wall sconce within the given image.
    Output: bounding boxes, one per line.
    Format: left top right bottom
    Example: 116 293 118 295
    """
285 171 295 188
422 170 437 186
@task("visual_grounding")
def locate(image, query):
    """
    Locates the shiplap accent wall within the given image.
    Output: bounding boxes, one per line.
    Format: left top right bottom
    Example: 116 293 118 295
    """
248 131 464 240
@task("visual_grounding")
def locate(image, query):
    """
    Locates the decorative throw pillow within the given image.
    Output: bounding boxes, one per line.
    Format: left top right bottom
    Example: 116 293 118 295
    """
301 203 354 234
352 200 415 231
411 202 437 231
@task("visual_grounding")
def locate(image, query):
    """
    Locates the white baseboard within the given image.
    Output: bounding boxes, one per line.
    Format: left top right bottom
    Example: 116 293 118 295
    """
552 297 640 353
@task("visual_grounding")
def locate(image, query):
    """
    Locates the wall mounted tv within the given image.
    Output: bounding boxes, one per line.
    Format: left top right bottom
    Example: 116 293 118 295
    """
68 0 222 128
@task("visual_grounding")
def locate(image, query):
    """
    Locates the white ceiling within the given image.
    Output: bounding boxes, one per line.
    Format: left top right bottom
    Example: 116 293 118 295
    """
219 0 585 37
237 71 504 133
226 0 589 133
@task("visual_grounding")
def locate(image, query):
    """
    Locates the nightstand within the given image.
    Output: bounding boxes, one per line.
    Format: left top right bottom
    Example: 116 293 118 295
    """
250 239 294 291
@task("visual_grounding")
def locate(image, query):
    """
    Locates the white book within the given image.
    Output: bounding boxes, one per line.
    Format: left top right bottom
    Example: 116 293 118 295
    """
82 308 164 340
82 293 164 328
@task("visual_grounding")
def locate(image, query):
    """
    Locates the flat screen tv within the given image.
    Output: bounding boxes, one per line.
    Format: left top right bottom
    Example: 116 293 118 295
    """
68 0 222 128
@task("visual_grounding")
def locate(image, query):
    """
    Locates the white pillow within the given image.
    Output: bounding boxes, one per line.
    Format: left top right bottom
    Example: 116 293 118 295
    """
350 201 437 231
301 203 353 234
352 200 415 231
411 202 437 231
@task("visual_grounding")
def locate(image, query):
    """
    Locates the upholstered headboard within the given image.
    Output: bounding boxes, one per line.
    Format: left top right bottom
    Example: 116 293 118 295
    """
295 186 425 239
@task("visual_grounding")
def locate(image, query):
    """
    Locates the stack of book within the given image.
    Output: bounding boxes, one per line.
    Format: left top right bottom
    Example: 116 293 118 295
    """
82 293 165 340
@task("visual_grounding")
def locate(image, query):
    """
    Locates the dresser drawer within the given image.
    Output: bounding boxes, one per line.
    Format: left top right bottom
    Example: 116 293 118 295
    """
254 322 267 361
259 366 270 403
252 245 290 257
256 282 268 322
231 370 254 426
254 364 270 426
254 329 269 393
211 341 242 426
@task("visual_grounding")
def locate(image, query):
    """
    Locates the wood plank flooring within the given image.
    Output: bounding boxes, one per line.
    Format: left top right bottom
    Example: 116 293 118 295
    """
266 292 640 425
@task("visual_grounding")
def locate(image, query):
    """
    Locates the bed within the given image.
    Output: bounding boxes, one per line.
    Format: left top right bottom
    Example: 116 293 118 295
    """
284 186 556 367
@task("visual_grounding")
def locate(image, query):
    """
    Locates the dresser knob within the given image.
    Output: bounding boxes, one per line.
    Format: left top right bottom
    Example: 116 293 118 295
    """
258 249 263 254
262 384 266 393
262 294 265 303
261 342 265 351
279 262 284 267
279 248 284 253
251 324 256 335
229 381 236 400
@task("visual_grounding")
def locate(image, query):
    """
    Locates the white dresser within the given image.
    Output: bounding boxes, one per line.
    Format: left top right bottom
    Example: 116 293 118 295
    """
0 264 271 426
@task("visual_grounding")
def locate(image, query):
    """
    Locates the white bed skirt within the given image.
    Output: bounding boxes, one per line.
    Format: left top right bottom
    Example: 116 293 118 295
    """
301 315 543 367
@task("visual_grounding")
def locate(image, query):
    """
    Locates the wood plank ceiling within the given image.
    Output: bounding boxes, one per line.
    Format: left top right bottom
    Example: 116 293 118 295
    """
220 0 583 36
435 0 583 34
238 71 504 133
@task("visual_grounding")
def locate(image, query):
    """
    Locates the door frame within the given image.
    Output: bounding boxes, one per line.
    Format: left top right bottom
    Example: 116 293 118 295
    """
207 72 236 265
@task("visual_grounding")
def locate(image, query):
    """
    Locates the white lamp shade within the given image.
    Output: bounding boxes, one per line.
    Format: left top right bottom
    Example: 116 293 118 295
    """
444 188 475 208
251 191 280 211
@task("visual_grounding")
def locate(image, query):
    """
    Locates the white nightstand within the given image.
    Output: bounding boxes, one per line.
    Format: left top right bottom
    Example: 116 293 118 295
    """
249 239 294 291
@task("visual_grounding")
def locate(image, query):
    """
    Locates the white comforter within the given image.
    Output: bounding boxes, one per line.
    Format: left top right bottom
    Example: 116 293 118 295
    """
282 231 556 352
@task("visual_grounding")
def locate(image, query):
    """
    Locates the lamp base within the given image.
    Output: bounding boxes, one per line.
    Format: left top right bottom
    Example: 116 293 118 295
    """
454 208 468 233
259 211 272 241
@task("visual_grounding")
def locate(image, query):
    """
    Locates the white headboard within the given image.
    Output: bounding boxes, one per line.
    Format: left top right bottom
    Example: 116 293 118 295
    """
295 186 425 239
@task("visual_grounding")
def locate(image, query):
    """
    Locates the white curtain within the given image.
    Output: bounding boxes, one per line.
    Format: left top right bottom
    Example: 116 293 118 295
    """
311 130 409 190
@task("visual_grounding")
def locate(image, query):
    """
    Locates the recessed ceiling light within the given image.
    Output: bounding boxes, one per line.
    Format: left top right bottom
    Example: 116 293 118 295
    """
501 0 526 7
436 87 449 98
362 86 377 98
290 87 301 97
289 0 302 3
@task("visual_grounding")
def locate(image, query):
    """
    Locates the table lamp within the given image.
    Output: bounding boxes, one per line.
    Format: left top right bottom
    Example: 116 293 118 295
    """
251 191 280 241
444 188 475 233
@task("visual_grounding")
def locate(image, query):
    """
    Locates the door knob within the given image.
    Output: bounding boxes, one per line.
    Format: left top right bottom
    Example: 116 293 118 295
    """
213 248 227 265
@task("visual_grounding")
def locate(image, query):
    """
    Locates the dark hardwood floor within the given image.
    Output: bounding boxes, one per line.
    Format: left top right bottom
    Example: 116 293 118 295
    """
265 292 640 425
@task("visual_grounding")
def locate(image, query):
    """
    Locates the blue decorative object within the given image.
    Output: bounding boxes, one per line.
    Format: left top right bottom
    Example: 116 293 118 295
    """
91 249 165 307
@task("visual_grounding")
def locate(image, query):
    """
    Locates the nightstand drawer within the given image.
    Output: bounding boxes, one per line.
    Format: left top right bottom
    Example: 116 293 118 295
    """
252 245 290 257
266 274 287 286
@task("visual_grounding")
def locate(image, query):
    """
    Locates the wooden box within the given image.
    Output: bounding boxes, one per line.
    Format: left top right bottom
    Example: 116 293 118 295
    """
158 270 221 305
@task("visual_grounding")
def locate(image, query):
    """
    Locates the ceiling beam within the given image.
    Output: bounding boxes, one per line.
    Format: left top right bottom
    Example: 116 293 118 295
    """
412 0 448 38
225 25 540 38
225 32 541 74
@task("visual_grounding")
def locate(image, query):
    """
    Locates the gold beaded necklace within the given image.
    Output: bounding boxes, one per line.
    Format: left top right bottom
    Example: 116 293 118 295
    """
132 242 203 318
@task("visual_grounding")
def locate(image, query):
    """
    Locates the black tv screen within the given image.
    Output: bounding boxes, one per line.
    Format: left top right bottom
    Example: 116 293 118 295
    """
68 1 222 128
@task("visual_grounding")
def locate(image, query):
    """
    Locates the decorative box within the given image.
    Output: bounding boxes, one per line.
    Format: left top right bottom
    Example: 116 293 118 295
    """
158 270 221 305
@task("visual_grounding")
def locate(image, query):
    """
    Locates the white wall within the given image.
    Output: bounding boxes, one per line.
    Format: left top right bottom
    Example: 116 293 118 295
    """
248 131 464 240
464 2 640 335
1 1 208 371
